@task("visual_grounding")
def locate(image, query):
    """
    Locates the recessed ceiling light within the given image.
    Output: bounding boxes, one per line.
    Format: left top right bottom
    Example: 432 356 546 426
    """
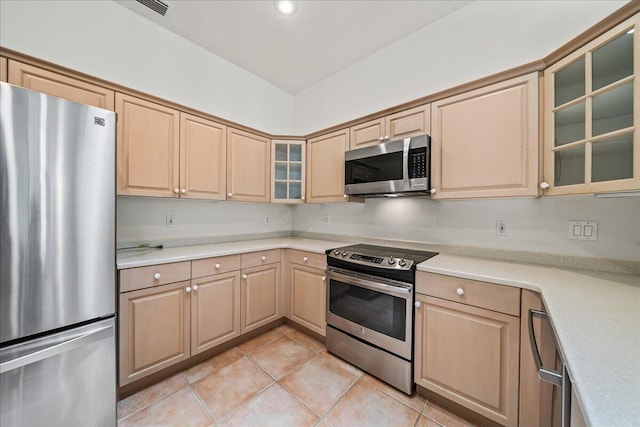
274 0 297 16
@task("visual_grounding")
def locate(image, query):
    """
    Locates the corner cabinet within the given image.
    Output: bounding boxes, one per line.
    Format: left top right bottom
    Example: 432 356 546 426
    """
543 14 640 195
306 128 350 203
430 73 539 199
227 128 271 202
272 140 305 203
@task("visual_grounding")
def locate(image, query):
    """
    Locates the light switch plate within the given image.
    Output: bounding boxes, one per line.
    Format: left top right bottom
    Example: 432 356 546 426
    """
568 220 598 241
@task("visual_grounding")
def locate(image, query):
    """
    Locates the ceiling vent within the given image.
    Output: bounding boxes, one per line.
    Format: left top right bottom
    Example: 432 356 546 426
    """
135 0 173 17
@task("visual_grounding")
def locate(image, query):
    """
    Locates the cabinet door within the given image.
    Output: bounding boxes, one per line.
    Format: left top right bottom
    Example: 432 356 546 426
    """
290 263 326 336
0 57 7 82
385 104 430 140
272 140 306 203
241 263 280 333
180 113 227 200
543 15 640 195
119 281 191 386
8 60 114 110
306 129 349 203
415 294 520 427
116 93 180 197
191 271 240 355
227 128 270 202
431 73 539 199
349 118 386 149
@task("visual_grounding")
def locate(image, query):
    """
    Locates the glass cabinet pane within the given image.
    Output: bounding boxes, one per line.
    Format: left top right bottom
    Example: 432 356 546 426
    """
555 101 585 146
275 162 287 180
592 81 633 136
555 145 585 186
275 144 288 161
592 30 634 91
289 163 302 180
555 58 585 107
290 144 302 162
274 182 287 199
592 133 633 182
289 182 302 199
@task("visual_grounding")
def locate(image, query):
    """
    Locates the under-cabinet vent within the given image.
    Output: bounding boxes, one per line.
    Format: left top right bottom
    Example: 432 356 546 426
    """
136 0 173 17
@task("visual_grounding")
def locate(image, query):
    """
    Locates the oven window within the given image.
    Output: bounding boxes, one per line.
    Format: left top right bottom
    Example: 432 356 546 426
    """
345 152 403 184
329 279 406 341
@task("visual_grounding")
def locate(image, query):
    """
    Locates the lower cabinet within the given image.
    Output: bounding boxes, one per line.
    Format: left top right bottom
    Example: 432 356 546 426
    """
241 263 281 333
414 273 521 427
289 263 327 336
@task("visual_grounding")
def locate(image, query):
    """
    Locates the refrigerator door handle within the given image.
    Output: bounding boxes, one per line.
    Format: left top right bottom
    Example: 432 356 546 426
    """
0 324 113 374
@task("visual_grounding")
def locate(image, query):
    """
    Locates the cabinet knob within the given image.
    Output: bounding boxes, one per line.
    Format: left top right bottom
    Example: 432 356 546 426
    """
430 188 436 194
192 285 199 291
180 188 187 194
261 255 267 261
384 135 389 140
414 301 421 308
301 196 305 201
540 182 550 189
343 194 348 199
322 275 326 281
378 137 384 141
228 192 233 197
174 188 180 194
153 273 161 280
456 288 464 296
303 256 309 262
185 286 192 293
242 274 248 279
215 263 221 269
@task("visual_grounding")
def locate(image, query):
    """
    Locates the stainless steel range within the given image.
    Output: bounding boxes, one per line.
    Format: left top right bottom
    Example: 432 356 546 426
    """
325 244 438 394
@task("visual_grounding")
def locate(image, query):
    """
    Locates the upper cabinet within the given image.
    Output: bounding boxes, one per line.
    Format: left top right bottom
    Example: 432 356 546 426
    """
8 60 114 110
227 128 271 202
272 140 306 203
349 104 430 149
307 128 349 203
431 72 539 199
543 15 640 195
0 57 7 82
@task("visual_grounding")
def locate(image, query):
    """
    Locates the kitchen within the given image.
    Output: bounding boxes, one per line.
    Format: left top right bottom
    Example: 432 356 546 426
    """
1 0 639 426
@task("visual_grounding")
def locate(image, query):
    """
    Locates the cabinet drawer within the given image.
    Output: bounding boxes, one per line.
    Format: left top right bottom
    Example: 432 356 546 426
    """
241 249 281 268
416 271 520 316
191 254 241 279
120 261 191 293
288 249 326 270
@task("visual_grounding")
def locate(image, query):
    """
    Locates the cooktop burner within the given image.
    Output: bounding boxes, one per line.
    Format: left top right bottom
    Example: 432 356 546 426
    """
326 244 438 273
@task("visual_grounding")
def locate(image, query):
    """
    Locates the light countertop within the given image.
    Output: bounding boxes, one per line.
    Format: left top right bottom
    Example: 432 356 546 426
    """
116 238 639 426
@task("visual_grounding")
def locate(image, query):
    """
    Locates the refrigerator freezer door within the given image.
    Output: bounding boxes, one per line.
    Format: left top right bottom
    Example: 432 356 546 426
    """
0 317 116 426
0 82 115 343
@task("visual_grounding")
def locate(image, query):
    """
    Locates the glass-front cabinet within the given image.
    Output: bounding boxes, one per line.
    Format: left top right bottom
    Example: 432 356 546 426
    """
271 140 305 203
543 14 639 195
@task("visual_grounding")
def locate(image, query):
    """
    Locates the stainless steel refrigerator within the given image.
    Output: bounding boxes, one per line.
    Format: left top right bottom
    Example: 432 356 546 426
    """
0 82 116 426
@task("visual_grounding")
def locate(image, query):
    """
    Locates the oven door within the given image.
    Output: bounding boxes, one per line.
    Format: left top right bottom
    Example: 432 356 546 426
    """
326 267 413 360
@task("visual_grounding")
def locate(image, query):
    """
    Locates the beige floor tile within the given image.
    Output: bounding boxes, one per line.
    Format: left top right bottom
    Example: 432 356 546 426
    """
289 329 326 352
314 419 330 427
422 401 476 427
192 356 273 420
219 384 318 427
117 373 188 419
249 335 314 379
324 380 420 427
183 347 244 384
416 415 444 427
317 350 364 378
236 329 283 354
279 355 358 416
361 373 426 412
118 387 211 427
274 323 297 335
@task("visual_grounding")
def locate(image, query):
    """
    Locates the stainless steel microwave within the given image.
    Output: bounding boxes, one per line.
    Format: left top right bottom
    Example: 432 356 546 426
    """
344 134 430 197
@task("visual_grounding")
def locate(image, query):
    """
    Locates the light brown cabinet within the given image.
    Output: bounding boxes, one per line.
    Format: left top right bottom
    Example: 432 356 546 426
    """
241 262 281 333
306 128 349 203
349 105 430 149
272 140 306 203
8 60 114 110
430 72 539 199
543 14 640 195
0 57 7 82
288 250 327 336
227 128 270 202
415 272 520 427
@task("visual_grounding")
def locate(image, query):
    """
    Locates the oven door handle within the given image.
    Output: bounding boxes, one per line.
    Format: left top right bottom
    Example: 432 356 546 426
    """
326 269 411 297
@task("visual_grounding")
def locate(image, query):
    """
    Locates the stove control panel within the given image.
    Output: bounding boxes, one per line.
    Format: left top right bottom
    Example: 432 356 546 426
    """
328 249 415 270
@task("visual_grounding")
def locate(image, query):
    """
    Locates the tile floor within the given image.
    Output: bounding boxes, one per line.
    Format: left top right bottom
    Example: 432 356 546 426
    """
117 324 476 427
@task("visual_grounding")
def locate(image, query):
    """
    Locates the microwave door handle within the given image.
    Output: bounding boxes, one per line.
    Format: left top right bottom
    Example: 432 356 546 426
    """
403 138 410 182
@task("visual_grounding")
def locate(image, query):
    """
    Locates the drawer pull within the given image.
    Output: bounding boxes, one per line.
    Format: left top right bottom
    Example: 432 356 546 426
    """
322 275 326 281
185 287 192 293
261 256 267 261
242 274 248 279
415 301 421 308
192 285 199 291
456 288 464 296
215 263 221 269
153 273 161 280
303 256 309 262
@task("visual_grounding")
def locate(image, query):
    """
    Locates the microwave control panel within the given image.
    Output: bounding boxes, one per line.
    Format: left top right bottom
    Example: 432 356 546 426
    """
409 147 427 179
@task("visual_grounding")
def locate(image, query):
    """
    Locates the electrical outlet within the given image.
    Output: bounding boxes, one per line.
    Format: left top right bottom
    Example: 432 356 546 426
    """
324 215 330 224
265 215 270 224
166 214 175 228
496 220 508 236
568 220 598 241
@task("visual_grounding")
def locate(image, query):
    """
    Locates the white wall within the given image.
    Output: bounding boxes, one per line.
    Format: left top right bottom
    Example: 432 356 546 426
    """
0 0 294 134
117 197 292 244
293 0 626 134
292 196 640 262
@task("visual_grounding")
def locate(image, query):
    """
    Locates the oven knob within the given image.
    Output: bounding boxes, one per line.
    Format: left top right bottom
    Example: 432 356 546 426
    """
341 251 348 257
398 258 407 267
333 250 340 256
388 258 396 265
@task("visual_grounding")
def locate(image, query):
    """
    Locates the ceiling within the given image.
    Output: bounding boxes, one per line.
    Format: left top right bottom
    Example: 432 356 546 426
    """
113 0 472 94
